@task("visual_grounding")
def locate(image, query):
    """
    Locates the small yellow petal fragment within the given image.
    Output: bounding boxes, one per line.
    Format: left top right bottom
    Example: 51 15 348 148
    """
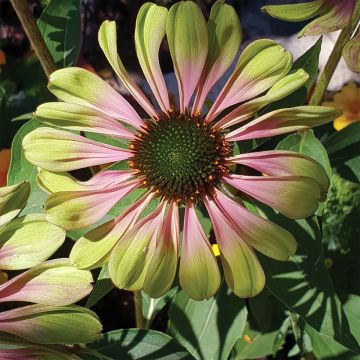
243 334 253 344
212 244 220 257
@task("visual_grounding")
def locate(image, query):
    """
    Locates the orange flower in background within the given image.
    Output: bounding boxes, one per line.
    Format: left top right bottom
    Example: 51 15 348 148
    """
0 149 11 186
0 49 6 66
323 82 360 131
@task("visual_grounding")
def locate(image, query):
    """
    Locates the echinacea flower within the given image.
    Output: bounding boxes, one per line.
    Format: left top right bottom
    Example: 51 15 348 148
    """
323 82 360 130
23 1 340 300
262 0 356 37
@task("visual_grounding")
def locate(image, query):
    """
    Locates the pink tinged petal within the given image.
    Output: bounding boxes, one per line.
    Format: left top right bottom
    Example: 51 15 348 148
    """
206 40 293 122
98 20 158 118
23 127 132 172
228 150 329 199
192 1 241 114
48 67 143 129
143 202 179 298
343 29 360 73
109 202 166 291
70 192 153 270
36 102 134 140
0 259 93 306
166 1 208 112
226 106 342 141
37 169 133 194
0 214 65 270
0 182 30 227
261 1 324 23
214 190 297 261
135 3 170 112
179 203 220 300
45 180 139 230
0 305 102 344
0 347 76 360
299 0 356 37
213 69 309 130
204 198 265 298
223 174 322 219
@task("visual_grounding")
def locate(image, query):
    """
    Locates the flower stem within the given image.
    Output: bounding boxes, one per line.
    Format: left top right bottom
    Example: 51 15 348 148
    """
10 0 56 78
133 291 145 328
309 3 360 105
309 29 352 105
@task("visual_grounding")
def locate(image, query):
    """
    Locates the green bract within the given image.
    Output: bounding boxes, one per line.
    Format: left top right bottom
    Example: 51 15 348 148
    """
262 0 356 37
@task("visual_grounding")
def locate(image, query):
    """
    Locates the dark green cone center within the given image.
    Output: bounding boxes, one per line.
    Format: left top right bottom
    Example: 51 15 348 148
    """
129 112 231 203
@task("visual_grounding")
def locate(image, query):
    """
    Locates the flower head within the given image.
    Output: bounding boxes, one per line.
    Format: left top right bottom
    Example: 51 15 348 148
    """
262 0 356 37
23 1 339 299
323 82 360 130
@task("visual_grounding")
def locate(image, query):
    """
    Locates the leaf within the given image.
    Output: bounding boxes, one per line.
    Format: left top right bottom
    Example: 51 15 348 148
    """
142 288 178 329
324 122 360 160
86 265 114 308
89 329 192 359
276 130 331 178
324 122 360 183
168 281 248 360
37 0 82 68
306 294 360 360
7 119 43 189
258 209 360 354
263 37 322 112
232 327 279 360
7 119 48 216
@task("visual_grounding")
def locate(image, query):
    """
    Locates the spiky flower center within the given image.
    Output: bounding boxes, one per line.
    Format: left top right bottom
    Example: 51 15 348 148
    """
129 112 231 203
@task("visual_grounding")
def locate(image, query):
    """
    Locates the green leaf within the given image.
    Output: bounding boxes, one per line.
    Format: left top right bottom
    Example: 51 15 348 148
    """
324 122 360 183
8 119 43 189
232 327 279 360
86 265 114 308
38 0 82 68
263 37 322 112
306 294 360 360
89 329 192 359
276 130 331 178
258 210 360 354
142 287 178 329
7 119 49 216
168 281 247 360
324 122 360 159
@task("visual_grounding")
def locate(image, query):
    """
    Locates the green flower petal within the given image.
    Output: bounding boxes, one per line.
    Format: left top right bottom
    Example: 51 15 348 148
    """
261 1 323 22
0 305 102 344
166 1 208 112
207 39 293 121
98 20 157 118
143 202 179 298
193 0 242 112
37 169 84 193
36 102 134 139
206 199 265 298
48 67 143 128
343 30 360 73
0 214 65 270
135 3 170 112
108 204 165 291
179 204 220 300
0 259 93 305
215 69 309 130
0 182 30 227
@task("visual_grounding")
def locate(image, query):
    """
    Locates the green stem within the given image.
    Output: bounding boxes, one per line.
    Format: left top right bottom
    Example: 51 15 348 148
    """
310 2 360 105
10 0 56 78
134 291 145 329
